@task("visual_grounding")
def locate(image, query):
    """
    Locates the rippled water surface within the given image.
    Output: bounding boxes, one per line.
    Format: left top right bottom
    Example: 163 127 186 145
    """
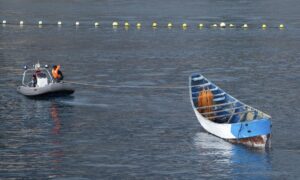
0 0 300 179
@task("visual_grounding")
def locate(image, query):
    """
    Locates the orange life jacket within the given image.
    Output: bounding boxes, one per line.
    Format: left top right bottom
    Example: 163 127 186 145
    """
198 88 214 118
205 89 214 117
206 90 213 107
52 65 61 79
198 90 206 108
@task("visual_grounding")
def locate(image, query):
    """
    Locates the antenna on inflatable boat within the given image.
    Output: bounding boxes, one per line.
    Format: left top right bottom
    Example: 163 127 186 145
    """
35 61 41 70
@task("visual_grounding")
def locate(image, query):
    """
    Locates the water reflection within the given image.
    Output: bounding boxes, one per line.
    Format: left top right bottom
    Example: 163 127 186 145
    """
50 102 61 135
193 132 272 179
48 101 71 178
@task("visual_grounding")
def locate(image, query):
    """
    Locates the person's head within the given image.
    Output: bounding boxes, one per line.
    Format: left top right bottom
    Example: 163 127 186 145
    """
53 65 57 70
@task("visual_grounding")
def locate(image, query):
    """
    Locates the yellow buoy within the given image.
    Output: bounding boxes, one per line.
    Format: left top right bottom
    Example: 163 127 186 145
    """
198 23 204 28
229 24 234 28
182 23 187 28
220 22 226 28
2 20 6 24
152 22 157 28
94 22 99 26
167 22 172 28
124 22 130 27
38 21 43 25
262 24 267 28
279 24 284 29
20 21 24 25
112 21 118 26
242 24 248 28
75 21 80 26
57 21 62 25
212 24 217 28
136 23 141 28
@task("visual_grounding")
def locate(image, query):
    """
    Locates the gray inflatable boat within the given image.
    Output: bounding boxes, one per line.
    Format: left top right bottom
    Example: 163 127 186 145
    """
17 63 75 97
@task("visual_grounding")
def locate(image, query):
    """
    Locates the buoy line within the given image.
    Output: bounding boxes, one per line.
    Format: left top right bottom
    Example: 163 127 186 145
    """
0 20 286 29
64 80 187 89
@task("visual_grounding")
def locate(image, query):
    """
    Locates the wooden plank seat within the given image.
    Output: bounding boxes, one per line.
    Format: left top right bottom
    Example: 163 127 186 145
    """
191 82 211 88
197 101 237 110
192 92 225 99
213 92 225 97
192 76 204 81
191 83 212 95
192 86 219 95
200 105 246 116
206 110 256 121
213 96 226 103
193 96 226 107
191 74 201 78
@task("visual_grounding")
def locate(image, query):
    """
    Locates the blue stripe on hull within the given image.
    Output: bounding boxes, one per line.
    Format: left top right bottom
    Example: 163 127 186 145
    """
230 119 271 139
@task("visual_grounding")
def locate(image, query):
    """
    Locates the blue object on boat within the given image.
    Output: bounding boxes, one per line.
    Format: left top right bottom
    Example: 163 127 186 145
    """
231 119 272 139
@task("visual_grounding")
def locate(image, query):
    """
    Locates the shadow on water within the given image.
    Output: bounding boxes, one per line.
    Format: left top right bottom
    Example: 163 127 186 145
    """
193 132 272 179
25 93 75 101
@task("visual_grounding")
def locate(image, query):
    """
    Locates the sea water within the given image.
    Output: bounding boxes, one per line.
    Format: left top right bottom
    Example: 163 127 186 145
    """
0 0 300 179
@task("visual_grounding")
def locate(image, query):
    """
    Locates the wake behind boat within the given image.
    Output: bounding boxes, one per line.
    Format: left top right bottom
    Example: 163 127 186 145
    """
189 73 272 148
17 63 75 97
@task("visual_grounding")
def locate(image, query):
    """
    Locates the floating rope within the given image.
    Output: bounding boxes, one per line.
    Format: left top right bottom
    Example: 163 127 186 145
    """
0 67 187 90
64 80 187 90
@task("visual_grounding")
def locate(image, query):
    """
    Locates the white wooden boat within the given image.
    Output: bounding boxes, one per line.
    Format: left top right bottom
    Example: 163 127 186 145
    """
189 73 272 148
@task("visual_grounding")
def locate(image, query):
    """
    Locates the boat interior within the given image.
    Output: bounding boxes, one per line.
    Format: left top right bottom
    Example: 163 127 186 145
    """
190 74 267 124
22 68 52 87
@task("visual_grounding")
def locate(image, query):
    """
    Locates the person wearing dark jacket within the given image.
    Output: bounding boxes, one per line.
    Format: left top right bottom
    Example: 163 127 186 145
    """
32 74 37 87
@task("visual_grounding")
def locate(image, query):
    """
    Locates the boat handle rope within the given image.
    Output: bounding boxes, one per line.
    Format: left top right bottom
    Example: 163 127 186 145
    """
64 80 188 89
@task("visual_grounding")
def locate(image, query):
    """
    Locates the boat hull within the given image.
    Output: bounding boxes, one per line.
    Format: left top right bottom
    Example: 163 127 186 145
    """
194 107 271 148
189 73 272 148
17 82 75 97
228 134 271 148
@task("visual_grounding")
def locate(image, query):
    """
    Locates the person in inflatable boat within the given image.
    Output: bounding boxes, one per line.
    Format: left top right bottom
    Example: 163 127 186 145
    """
52 65 64 82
